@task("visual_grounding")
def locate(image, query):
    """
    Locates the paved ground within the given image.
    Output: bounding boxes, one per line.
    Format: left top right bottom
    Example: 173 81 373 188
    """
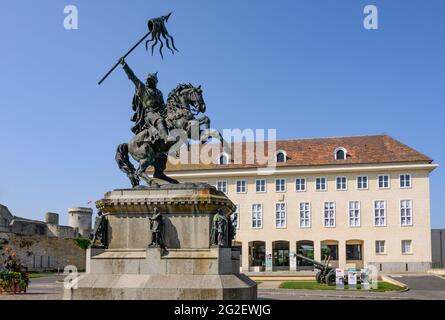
389 275 445 291
0 274 444 300
0 275 64 300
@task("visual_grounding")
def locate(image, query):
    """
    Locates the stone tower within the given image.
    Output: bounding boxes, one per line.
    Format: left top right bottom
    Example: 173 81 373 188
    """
45 212 59 225
68 207 93 238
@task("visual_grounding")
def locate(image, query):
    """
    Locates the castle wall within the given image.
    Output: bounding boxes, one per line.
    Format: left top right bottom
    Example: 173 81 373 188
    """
0 231 86 272
46 224 78 239
9 220 47 236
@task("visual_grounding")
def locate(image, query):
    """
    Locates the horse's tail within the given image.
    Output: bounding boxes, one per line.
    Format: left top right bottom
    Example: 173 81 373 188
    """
115 143 139 187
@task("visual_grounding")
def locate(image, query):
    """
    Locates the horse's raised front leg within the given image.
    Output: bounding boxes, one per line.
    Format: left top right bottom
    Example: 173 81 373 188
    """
197 116 212 144
198 115 210 129
197 115 229 150
199 126 230 152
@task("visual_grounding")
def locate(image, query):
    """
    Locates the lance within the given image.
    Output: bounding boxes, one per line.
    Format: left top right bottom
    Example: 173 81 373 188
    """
98 12 178 85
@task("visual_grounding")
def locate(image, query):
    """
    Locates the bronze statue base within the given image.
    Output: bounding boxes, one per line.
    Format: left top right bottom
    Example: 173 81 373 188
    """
64 247 256 300
64 184 256 300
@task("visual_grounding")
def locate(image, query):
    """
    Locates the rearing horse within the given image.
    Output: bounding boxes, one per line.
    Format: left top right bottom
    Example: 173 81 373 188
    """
116 83 225 187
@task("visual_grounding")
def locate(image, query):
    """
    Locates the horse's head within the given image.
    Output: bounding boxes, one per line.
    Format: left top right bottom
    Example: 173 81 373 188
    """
184 85 206 114
166 83 207 116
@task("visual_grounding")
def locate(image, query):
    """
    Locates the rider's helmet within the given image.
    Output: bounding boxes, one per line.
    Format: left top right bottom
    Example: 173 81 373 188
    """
145 72 158 87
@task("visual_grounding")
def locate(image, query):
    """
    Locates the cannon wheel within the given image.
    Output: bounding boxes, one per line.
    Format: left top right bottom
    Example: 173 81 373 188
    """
315 271 323 283
325 270 336 286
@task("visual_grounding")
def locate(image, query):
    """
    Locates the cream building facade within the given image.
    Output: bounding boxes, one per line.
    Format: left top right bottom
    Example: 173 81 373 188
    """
166 135 438 273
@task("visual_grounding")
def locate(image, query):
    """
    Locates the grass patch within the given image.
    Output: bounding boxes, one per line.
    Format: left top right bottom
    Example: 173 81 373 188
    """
280 281 336 290
279 281 405 292
28 273 57 279
374 281 406 292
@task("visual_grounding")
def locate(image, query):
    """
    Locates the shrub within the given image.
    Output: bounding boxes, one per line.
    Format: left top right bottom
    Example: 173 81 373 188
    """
74 237 91 250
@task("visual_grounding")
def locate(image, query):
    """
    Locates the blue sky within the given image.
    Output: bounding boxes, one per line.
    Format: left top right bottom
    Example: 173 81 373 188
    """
0 0 444 227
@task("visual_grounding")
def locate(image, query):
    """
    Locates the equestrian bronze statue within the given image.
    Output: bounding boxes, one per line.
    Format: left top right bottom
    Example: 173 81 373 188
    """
116 59 226 187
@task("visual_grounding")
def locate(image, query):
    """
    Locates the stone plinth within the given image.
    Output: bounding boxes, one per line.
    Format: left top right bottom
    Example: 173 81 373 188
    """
97 183 235 249
64 183 257 300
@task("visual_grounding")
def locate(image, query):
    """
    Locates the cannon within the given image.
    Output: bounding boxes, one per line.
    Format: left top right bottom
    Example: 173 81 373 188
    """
296 254 336 285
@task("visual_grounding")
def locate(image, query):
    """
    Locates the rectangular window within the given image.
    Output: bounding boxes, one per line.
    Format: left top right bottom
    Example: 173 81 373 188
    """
295 178 306 192
336 177 347 190
346 244 362 260
251 204 263 229
400 174 412 188
216 181 227 194
275 203 286 228
375 240 386 254
324 202 336 227
236 180 247 193
401 200 413 226
374 200 386 226
378 175 390 189
256 179 266 193
357 176 368 190
349 201 361 227
299 202 311 228
402 240 412 254
275 179 286 192
316 177 327 191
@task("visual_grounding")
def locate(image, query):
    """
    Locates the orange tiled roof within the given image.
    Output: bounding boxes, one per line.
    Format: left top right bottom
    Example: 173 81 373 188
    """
165 135 432 172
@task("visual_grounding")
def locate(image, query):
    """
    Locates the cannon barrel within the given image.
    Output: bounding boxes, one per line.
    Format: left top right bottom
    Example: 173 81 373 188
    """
295 254 331 271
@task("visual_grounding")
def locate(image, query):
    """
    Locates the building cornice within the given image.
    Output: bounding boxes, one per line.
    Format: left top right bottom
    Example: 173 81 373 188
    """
167 162 439 178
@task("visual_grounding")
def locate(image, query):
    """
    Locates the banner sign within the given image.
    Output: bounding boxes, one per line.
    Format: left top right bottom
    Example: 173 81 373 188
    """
361 268 370 290
335 268 344 289
347 268 357 290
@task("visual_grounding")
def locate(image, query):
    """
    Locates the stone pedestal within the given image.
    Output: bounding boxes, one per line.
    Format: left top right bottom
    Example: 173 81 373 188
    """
64 183 257 300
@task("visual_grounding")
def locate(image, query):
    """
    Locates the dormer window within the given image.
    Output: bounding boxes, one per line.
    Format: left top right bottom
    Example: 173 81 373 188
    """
276 150 287 163
218 153 229 165
336 150 346 160
334 147 347 161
